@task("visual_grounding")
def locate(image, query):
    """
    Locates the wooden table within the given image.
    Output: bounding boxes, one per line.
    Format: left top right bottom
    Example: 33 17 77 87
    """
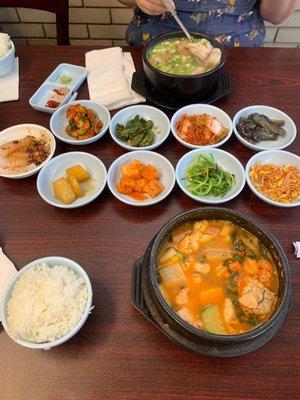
0 46 299 400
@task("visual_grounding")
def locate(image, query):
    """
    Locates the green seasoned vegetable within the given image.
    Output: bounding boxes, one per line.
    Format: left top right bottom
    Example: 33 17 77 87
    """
115 115 157 147
202 304 227 335
184 154 235 198
59 74 72 84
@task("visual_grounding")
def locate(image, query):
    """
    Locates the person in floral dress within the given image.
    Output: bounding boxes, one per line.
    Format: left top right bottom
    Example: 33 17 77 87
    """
118 0 299 47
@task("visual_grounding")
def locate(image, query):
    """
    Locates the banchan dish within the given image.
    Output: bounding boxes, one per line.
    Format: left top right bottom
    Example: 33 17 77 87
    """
142 32 226 97
132 207 292 357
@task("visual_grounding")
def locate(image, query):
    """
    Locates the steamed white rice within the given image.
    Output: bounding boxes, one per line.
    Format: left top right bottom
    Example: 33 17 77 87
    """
6 263 88 343
0 33 12 58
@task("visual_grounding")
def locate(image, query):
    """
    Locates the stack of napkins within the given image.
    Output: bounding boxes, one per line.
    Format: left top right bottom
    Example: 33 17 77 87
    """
86 47 145 111
0 247 17 322
293 242 300 258
0 57 19 103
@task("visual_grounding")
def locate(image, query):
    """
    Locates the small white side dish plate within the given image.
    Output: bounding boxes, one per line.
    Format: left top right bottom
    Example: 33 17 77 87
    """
171 104 233 149
246 150 300 208
50 100 110 145
109 105 170 151
233 105 297 151
0 41 15 77
37 151 107 209
29 63 88 114
107 150 175 206
176 148 246 204
0 124 56 179
1 256 93 350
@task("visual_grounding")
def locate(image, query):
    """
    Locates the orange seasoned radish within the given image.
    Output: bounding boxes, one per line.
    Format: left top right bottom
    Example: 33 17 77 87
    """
67 175 84 198
130 191 147 201
140 164 158 180
120 163 141 179
143 179 164 198
134 178 147 193
117 178 134 195
130 159 144 172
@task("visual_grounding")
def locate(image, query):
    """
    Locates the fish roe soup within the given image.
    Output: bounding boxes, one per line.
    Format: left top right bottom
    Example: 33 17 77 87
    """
157 220 279 335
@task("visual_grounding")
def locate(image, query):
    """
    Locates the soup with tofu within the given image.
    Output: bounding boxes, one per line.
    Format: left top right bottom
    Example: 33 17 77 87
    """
157 220 279 335
147 37 222 76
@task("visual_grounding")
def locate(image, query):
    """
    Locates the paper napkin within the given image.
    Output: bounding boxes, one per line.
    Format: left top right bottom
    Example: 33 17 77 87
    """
0 247 17 322
0 57 19 103
85 47 145 111
293 242 300 258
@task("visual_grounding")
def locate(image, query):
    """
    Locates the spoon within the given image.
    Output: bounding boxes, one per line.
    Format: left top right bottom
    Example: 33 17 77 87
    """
161 0 194 43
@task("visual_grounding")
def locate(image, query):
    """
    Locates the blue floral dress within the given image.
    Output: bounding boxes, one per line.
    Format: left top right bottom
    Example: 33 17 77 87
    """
126 0 265 47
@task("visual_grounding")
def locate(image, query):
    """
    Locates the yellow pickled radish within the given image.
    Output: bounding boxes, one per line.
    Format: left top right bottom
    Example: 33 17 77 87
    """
66 165 90 182
67 175 84 198
53 178 77 204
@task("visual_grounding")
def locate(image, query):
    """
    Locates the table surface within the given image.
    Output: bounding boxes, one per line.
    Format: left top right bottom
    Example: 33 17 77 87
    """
0 46 299 400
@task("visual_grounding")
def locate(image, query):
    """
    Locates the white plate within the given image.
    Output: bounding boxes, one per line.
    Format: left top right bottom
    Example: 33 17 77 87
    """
107 150 175 206
171 104 233 149
37 151 107 209
109 105 170 151
50 100 110 145
246 150 300 208
1 256 93 350
176 148 246 204
233 105 297 151
0 124 56 179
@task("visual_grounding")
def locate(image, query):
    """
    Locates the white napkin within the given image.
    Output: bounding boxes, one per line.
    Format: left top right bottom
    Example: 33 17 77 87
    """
0 57 19 103
85 47 145 111
293 242 300 258
0 247 17 322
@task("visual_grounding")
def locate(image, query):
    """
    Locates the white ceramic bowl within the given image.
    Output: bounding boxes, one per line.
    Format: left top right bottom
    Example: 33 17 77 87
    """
0 124 56 179
233 105 297 151
0 41 15 77
1 256 93 350
171 104 233 149
246 150 300 208
37 151 107 209
50 100 110 145
176 148 246 204
107 150 175 206
109 105 170 151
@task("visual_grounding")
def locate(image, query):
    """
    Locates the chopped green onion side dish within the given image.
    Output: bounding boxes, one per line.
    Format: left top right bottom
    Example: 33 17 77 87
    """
184 154 235 197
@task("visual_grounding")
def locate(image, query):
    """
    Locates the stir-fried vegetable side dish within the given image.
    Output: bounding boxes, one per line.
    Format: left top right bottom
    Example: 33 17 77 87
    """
65 104 103 140
157 220 279 335
250 163 300 204
176 113 229 146
115 115 158 147
117 159 164 201
236 113 286 144
147 37 221 76
184 154 235 198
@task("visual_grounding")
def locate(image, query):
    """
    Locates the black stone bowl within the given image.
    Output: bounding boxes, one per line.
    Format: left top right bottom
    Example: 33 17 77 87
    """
142 31 226 97
134 207 292 357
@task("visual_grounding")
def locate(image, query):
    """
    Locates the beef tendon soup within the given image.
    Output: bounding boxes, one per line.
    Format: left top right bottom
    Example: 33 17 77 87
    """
147 37 222 76
157 220 279 335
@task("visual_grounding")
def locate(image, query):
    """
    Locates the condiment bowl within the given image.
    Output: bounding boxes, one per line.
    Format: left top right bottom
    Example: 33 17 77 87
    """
246 149 300 208
0 124 56 179
1 256 93 350
107 150 175 206
109 105 170 151
233 105 297 151
176 148 245 204
0 40 15 77
50 100 110 145
37 151 107 209
171 104 233 149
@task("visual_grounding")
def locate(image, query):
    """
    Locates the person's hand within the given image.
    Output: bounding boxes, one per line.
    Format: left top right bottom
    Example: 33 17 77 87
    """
136 0 171 15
